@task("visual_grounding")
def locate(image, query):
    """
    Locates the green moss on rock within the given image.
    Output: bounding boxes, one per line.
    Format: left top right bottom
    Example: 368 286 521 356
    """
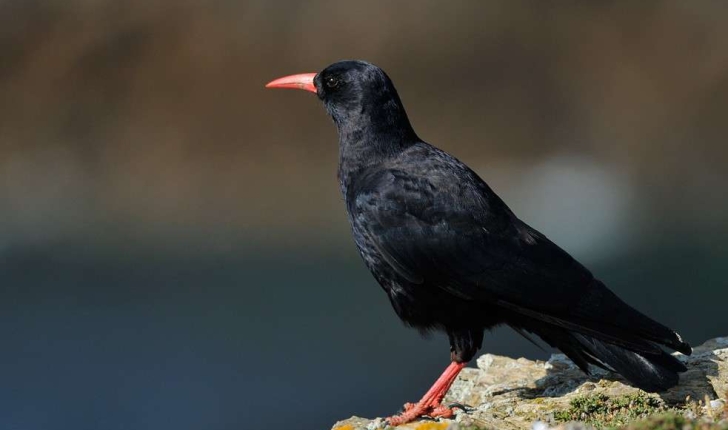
553 392 666 428
621 412 728 430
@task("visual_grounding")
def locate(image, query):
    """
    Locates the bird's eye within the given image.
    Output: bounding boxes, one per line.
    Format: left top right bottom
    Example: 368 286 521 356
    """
325 76 340 89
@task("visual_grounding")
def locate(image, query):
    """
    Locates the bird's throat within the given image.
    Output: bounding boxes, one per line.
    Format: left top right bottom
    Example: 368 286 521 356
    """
336 119 416 198
329 87 419 197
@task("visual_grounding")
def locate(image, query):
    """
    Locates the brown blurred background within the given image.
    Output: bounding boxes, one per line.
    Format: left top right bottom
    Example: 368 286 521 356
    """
1 1 727 430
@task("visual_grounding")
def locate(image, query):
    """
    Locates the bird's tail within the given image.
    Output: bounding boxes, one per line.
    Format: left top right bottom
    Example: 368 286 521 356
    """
505 277 691 392
523 324 688 392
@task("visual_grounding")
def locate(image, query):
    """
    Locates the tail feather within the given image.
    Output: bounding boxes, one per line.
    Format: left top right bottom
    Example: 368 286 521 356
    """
571 333 685 392
516 322 689 392
504 277 691 392
581 280 692 356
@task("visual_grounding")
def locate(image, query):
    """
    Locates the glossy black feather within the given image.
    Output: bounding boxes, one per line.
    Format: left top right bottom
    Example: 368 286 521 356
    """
313 60 691 391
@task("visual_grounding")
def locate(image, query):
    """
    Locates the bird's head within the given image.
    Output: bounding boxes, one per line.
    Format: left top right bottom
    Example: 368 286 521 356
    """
266 60 414 136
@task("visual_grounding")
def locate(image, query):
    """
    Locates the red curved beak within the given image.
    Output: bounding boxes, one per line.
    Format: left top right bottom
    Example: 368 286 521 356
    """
265 73 317 93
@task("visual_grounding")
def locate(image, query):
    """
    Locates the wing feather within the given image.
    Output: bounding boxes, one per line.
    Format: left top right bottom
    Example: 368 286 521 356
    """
350 165 688 354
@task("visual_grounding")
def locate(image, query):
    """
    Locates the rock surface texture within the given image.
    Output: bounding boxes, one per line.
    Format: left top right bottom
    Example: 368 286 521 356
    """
332 337 728 430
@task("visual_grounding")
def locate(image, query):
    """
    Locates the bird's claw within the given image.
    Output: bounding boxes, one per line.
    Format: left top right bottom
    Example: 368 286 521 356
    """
447 402 474 412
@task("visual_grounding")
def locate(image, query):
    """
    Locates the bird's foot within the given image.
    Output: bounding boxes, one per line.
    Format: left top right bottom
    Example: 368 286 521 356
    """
387 401 468 426
387 362 471 426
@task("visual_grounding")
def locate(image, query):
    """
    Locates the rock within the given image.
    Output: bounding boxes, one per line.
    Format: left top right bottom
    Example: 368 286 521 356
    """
331 337 728 430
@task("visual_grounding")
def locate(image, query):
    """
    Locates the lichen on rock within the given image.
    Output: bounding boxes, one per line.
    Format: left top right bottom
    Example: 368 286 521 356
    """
331 337 728 430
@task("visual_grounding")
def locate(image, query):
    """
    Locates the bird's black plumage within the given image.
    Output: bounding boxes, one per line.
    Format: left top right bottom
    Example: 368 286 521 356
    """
312 60 691 392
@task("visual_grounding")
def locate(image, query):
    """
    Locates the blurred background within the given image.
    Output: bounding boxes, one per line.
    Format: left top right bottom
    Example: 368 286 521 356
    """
1 1 727 429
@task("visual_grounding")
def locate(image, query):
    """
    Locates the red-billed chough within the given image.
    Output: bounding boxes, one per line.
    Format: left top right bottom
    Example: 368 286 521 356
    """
266 60 691 425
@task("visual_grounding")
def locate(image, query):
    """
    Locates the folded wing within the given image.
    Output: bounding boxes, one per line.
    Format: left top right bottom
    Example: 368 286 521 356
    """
350 167 690 356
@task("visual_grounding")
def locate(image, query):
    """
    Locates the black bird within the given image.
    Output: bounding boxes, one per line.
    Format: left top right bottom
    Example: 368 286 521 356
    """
266 61 691 425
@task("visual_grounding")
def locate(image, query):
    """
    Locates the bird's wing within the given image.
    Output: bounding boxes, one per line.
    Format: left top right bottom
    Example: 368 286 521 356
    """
350 166 685 354
350 167 591 309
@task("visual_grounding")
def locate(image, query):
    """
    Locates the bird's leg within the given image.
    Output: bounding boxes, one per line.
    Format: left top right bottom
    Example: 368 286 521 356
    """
387 361 467 426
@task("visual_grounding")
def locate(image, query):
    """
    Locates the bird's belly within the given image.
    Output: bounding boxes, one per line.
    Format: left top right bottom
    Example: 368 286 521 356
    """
352 237 486 330
350 235 429 325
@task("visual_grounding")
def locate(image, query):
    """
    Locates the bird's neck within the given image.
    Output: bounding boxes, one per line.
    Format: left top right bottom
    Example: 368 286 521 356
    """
335 108 418 198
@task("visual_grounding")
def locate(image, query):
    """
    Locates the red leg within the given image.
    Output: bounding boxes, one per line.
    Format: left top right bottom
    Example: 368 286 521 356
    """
387 361 467 426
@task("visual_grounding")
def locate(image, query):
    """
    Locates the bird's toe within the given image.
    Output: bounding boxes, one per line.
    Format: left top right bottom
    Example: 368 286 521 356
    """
400 402 417 413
